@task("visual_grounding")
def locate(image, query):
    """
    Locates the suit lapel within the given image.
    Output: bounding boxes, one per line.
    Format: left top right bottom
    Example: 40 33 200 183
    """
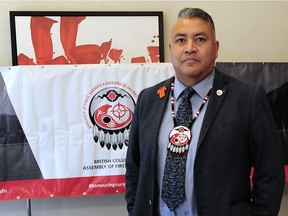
197 70 229 149
148 72 230 151
152 77 173 136
148 77 173 178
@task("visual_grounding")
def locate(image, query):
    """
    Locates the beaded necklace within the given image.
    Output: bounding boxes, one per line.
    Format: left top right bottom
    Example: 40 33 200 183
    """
167 78 212 155
170 79 212 127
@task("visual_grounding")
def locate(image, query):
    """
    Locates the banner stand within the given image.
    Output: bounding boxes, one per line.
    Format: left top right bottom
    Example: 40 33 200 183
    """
27 199 31 216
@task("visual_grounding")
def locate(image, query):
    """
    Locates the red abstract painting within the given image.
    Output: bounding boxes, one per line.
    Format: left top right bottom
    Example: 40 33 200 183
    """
10 12 164 65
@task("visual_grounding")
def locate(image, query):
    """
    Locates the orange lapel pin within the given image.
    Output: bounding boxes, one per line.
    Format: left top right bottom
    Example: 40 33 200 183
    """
157 86 167 99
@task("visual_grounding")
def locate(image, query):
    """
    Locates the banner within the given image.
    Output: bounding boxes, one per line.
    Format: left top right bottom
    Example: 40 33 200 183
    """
0 63 287 201
0 63 174 200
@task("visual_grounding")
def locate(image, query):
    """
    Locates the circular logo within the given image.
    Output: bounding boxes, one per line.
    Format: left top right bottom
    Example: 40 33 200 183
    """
168 126 191 155
88 87 135 150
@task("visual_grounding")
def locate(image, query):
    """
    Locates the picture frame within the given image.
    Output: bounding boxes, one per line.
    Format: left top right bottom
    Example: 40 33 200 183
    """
9 11 164 66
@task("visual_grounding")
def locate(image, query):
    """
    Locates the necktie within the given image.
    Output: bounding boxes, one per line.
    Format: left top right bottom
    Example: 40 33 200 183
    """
161 87 195 211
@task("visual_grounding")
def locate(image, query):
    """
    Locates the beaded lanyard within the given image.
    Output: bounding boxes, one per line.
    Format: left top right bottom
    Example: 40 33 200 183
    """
170 79 212 128
162 80 213 210
168 78 212 156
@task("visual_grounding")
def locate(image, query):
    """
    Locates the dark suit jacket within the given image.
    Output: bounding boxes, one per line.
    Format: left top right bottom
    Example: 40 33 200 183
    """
125 69 285 216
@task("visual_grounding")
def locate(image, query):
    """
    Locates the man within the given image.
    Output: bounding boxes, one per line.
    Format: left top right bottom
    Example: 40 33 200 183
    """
125 8 285 216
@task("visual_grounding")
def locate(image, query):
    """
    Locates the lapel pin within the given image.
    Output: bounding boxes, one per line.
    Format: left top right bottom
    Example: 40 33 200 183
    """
157 86 167 99
216 89 223 96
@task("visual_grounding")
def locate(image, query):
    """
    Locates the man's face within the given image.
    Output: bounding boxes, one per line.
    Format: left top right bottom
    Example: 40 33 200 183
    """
169 17 219 86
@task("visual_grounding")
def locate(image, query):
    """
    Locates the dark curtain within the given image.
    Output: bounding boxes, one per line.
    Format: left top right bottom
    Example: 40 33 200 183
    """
216 62 288 164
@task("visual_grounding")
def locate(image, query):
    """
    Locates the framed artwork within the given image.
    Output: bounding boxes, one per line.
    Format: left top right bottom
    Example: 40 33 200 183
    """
9 11 164 65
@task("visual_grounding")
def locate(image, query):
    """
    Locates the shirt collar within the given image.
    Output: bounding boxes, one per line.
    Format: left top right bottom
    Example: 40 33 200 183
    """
174 69 215 101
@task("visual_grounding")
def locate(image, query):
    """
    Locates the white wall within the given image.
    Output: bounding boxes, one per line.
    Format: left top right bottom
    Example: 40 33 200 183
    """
0 187 287 216
0 1 287 215
1 0 288 66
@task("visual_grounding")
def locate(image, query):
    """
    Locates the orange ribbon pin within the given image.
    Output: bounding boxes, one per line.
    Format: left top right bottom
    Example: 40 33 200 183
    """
157 86 167 99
